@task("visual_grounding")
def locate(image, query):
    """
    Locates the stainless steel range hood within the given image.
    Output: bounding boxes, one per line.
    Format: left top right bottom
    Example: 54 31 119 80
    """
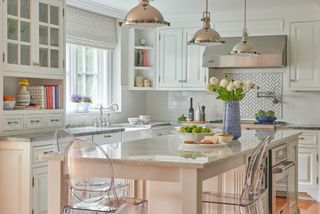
202 35 287 68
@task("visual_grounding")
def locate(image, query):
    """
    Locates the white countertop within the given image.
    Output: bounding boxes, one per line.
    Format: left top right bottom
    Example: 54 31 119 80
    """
41 129 301 169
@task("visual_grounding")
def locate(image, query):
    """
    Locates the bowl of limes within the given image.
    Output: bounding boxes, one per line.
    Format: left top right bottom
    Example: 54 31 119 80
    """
176 125 212 142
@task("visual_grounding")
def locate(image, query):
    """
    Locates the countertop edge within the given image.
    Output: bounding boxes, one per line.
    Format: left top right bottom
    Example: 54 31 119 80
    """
40 132 302 169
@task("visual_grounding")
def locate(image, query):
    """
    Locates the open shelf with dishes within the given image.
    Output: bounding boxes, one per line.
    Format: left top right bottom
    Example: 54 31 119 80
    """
1 76 65 135
128 29 157 90
3 76 64 112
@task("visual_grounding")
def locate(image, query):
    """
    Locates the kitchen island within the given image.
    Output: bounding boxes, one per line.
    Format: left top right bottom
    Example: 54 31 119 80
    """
41 130 301 214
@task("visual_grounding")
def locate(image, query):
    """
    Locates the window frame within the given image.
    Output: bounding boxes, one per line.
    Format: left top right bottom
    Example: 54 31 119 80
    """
66 43 113 112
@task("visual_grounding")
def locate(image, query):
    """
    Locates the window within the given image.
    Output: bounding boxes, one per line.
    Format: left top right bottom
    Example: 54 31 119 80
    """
66 43 112 111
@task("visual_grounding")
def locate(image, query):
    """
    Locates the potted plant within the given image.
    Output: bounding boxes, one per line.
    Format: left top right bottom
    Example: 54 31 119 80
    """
81 96 92 112
206 75 259 139
17 79 30 107
70 93 82 112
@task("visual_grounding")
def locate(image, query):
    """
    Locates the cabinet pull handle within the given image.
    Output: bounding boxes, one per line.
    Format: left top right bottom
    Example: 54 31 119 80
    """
298 137 305 140
157 133 163 136
178 80 187 83
51 119 60 122
104 135 112 138
8 121 19 125
31 120 41 123
43 151 54 155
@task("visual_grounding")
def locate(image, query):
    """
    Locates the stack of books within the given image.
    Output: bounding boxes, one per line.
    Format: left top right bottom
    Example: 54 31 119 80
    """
27 85 61 109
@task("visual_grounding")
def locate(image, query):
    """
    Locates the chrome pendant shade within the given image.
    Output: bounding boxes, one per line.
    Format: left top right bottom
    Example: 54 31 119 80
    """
119 0 170 28
230 0 259 55
188 0 224 46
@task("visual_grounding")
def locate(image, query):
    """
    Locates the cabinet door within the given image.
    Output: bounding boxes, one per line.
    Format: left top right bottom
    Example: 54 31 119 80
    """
0 143 30 214
298 148 318 190
3 0 33 71
182 28 207 89
290 22 320 89
32 167 48 214
35 0 64 74
158 29 183 89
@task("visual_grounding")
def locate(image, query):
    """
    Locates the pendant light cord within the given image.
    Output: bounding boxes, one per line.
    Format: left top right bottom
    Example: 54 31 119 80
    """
206 0 208 13
244 0 247 31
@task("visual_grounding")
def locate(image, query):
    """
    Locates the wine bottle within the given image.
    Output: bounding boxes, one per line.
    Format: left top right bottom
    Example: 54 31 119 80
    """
188 98 194 121
201 105 206 121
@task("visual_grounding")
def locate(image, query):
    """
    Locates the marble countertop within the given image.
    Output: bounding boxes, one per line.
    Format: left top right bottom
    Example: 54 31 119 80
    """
41 129 301 169
0 122 172 143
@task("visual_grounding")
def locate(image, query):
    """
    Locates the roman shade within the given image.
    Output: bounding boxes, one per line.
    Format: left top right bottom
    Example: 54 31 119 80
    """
66 6 117 49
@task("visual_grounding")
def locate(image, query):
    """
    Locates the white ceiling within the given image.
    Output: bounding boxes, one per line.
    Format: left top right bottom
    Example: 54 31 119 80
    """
92 0 318 16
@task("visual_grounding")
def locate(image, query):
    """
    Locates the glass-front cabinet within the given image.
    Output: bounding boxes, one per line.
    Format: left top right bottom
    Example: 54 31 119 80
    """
5 0 32 68
3 0 64 75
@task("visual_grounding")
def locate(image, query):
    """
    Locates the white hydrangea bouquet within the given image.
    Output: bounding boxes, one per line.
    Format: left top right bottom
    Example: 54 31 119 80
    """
206 75 259 101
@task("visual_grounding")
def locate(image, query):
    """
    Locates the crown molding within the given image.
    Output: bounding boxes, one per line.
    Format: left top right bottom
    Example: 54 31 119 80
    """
66 0 127 19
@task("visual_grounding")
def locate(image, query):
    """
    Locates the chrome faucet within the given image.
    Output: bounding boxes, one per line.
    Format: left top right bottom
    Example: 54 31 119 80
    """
94 104 119 127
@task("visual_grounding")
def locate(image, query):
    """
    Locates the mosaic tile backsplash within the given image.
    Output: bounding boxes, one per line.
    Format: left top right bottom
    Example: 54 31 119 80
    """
227 72 283 119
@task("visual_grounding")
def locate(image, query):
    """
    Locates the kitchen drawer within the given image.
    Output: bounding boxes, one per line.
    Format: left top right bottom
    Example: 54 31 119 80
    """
32 145 55 165
25 114 45 130
152 129 172 137
93 132 122 145
298 131 318 146
47 113 64 128
3 115 24 131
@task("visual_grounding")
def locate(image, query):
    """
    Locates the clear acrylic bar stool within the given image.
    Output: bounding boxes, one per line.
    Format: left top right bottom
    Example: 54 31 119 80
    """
55 130 148 214
203 136 271 214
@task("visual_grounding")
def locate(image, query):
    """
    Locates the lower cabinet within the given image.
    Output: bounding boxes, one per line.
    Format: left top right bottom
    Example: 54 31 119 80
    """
0 141 31 214
32 167 49 214
298 147 318 192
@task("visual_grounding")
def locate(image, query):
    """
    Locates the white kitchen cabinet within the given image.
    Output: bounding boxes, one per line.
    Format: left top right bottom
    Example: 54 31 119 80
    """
298 147 318 190
182 28 207 89
158 28 183 89
32 167 48 214
158 28 207 90
0 141 31 214
290 21 320 90
2 0 65 76
92 132 122 145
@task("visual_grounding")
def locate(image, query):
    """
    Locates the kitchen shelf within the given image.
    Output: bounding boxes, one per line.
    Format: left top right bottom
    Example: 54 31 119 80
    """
3 71 65 80
131 87 154 91
134 46 154 50
3 109 64 115
134 66 153 70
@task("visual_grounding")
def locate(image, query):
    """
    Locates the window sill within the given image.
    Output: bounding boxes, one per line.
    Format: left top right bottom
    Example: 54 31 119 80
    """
66 110 121 116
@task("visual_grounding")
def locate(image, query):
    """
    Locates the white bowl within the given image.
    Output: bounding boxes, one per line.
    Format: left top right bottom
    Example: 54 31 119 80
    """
139 115 151 124
218 135 234 144
4 101 16 110
128 118 141 125
177 132 212 142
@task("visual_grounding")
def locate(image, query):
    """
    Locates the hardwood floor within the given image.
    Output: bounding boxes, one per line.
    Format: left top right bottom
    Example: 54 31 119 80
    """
299 200 320 214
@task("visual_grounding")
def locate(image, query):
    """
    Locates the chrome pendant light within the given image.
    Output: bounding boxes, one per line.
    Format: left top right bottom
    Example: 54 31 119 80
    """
230 0 259 55
119 0 170 28
188 0 224 46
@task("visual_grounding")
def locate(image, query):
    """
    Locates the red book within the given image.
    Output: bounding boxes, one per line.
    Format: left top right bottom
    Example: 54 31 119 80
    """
143 50 148 67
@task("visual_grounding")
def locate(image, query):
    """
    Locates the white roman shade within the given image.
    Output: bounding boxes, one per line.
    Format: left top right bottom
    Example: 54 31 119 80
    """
66 6 117 49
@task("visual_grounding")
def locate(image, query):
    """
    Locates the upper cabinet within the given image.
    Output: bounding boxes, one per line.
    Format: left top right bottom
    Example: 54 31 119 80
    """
290 21 320 90
158 28 183 89
182 28 207 89
3 0 65 76
158 28 208 90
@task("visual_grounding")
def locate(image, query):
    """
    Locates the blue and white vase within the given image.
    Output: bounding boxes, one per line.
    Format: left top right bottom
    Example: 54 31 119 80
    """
17 86 30 107
223 101 241 139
